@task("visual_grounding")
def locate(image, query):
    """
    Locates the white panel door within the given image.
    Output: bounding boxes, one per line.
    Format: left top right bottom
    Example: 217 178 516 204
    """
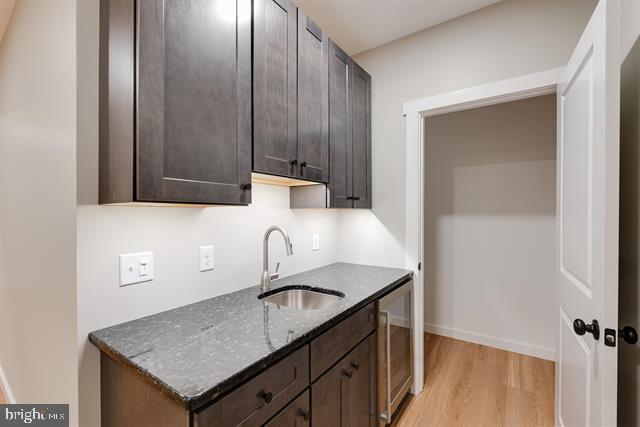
556 1 620 426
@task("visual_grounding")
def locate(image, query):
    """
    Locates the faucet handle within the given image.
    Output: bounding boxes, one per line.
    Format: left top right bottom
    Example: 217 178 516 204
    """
270 262 280 281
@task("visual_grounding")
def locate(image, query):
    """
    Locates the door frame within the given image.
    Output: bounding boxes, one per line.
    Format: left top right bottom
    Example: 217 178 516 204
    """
402 67 564 394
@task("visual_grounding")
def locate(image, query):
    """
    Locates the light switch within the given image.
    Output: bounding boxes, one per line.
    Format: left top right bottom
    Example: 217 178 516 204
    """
120 252 154 287
312 234 320 251
200 245 214 272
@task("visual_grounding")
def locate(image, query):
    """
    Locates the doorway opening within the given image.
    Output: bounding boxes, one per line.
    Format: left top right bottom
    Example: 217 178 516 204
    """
395 93 558 426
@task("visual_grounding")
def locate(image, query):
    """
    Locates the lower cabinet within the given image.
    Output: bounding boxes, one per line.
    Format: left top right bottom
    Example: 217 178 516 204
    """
100 305 377 427
311 334 377 427
264 391 310 427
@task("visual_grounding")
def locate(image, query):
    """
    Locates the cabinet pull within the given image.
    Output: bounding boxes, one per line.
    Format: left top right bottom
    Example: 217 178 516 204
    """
297 409 311 421
241 183 252 191
342 370 353 379
346 196 353 200
257 390 273 403
290 159 298 166
352 196 361 201
350 361 360 370
300 161 307 168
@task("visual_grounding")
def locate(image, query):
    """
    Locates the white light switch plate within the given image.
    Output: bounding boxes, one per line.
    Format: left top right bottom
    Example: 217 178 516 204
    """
119 252 154 287
312 234 320 251
200 245 214 272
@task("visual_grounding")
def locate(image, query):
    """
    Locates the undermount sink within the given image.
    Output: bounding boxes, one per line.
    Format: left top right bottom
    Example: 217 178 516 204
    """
258 286 345 310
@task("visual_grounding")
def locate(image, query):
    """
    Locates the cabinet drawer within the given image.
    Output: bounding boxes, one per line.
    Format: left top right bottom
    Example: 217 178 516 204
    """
310 302 376 380
264 390 310 427
194 346 309 427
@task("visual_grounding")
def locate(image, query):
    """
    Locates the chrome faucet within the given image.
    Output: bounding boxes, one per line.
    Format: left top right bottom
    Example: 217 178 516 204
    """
261 225 294 292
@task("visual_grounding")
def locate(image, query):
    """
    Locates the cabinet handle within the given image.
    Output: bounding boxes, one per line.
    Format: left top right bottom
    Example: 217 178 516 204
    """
257 390 273 403
290 159 298 166
300 161 307 168
352 196 361 201
350 361 360 370
297 409 311 421
342 370 353 379
241 183 252 191
346 196 353 200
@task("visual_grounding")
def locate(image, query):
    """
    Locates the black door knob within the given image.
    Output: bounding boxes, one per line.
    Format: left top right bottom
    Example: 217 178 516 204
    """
620 326 638 345
297 409 311 421
573 318 600 340
257 390 273 403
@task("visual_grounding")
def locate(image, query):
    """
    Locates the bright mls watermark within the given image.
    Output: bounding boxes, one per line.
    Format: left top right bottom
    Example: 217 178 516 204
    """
0 405 68 426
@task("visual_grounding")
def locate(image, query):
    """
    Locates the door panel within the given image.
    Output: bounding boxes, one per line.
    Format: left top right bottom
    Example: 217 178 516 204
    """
351 63 372 209
556 1 620 425
328 40 353 208
137 0 251 204
297 12 329 183
253 0 298 178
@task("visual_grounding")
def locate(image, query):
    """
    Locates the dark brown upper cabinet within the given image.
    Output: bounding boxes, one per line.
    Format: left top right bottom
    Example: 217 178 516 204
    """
296 11 329 183
99 0 252 205
253 2 329 183
350 62 372 209
328 40 372 209
252 0 298 179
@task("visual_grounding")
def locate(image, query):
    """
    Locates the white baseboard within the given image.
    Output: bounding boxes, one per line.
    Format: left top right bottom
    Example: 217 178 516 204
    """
424 322 556 361
0 363 16 403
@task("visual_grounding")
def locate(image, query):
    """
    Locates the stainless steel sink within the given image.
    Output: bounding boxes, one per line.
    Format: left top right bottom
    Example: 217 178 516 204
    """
259 287 344 310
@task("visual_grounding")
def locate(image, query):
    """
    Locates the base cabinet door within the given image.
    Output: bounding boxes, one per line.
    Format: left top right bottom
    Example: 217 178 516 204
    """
311 334 377 426
264 391 310 427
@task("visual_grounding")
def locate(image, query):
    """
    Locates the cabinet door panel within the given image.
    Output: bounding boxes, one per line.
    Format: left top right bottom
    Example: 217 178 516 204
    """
343 333 376 426
137 0 251 204
264 390 310 427
351 63 372 209
311 334 376 427
297 12 328 183
253 0 298 178
328 40 353 208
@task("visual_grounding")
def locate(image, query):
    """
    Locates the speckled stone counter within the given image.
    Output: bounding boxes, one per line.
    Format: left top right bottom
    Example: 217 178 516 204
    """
89 262 413 411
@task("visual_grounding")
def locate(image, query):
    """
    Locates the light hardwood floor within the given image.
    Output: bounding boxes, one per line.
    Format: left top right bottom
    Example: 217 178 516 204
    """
393 334 555 427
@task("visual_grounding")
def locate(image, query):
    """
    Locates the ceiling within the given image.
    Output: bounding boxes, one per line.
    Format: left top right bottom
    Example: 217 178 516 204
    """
296 0 501 55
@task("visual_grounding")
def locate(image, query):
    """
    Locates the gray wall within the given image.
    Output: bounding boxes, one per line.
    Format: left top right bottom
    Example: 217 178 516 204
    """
619 20 640 427
0 0 78 424
424 94 557 358
340 0 596 268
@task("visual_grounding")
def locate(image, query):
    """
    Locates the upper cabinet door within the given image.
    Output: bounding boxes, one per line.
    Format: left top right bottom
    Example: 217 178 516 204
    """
328 40 353 208
136 0 252 204
253 0 298 178
350 63 372 209
297 11 329 183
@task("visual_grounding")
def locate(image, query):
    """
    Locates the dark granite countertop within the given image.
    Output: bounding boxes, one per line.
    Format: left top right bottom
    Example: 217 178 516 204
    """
88 262 413 411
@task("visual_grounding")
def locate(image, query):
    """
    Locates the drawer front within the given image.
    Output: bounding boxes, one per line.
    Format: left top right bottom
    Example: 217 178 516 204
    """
194 346 309 427
310 302 376 380
264 390 310 427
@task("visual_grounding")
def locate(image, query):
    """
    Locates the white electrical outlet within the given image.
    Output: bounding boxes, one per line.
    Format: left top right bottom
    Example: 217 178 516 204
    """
119 252 154 287
200 245 215 272
312 234 320 251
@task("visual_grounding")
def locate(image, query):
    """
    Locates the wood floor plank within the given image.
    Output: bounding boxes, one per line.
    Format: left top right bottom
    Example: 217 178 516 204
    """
394 334 555 427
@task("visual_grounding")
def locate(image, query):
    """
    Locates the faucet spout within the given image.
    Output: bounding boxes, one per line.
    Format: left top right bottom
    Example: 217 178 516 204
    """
261 226 294 292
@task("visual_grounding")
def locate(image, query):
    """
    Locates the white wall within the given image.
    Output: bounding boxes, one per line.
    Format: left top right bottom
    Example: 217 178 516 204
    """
424 95 557 359
0 0 78 423
342 0 596 269
76 4 339 427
